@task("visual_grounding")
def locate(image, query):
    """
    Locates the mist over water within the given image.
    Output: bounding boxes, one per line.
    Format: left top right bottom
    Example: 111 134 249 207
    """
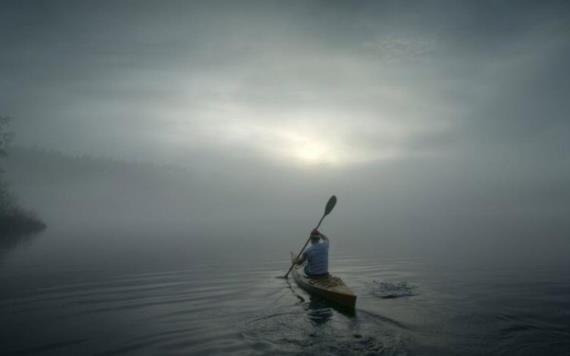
1 148 569 355
1 0 570 354
5 147 569 265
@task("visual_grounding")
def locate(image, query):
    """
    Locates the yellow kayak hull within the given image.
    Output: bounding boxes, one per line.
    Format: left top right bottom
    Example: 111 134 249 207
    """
291 262 357 309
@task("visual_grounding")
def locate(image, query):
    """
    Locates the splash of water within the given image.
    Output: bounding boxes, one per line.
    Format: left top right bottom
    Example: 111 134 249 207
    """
370 281 417 299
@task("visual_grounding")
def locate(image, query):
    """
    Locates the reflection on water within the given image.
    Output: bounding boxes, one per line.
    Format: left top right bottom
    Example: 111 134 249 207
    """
0 230 42 266
305 297 335 325
0 231 40 250
0 227 569 355
242 297 406 356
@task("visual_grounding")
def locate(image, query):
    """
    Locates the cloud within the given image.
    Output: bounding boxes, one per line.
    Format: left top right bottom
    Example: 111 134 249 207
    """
0 0 568 172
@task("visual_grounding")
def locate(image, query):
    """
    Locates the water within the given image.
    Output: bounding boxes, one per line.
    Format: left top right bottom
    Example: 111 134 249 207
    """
1 227 569 355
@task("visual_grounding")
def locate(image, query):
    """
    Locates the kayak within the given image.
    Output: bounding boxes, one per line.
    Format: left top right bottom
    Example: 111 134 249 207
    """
290 254 357 309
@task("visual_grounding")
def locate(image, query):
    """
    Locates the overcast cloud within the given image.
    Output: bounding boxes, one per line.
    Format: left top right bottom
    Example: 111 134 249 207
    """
1 0 566 165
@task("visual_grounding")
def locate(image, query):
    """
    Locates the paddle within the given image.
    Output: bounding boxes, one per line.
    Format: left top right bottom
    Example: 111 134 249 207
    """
283 195 337 278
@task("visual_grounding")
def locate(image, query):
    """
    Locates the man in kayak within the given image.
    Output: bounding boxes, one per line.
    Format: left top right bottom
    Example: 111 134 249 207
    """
292 229 329 278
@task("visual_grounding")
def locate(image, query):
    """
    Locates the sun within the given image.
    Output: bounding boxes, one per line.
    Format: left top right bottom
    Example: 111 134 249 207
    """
293 141 332 164
263 128 344 165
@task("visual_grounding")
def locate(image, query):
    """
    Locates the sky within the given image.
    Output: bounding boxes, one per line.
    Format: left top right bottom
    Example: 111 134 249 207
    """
1 1 569 255
1 0 567 166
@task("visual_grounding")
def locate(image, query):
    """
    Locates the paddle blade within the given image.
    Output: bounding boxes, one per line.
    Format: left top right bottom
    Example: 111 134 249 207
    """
324 195 337 216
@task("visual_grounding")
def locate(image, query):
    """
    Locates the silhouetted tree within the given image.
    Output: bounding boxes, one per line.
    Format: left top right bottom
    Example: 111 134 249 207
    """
0 116 13 157
0 115 45 235
0 116 13 213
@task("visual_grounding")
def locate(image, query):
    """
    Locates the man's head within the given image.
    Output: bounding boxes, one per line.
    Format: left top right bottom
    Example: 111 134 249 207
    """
310 229 320 244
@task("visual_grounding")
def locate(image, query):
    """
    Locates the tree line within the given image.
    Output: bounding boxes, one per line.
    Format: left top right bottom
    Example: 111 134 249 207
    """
0 116 45 236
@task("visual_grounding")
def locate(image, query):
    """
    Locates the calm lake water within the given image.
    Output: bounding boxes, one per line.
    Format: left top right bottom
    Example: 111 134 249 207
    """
1 226 569 355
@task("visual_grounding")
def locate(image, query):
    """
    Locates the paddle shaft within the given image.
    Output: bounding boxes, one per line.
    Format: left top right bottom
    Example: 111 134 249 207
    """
284 214 326 278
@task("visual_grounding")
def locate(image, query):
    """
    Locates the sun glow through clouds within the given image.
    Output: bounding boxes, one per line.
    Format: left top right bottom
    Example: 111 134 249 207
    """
274 130 339 165
294 141 330 163
164 101 452 167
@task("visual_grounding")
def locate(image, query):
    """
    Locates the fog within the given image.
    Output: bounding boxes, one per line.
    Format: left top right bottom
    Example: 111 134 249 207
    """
1 1 569 264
